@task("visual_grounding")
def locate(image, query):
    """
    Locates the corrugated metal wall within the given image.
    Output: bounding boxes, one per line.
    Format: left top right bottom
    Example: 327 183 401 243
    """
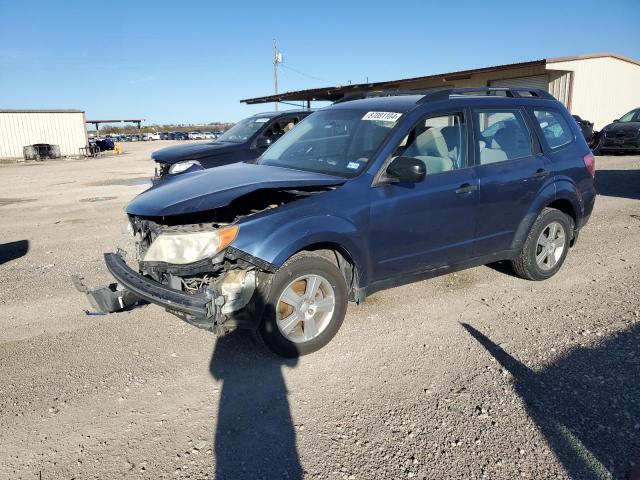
489 74 550 91
0 111 87 159
548 71 571 107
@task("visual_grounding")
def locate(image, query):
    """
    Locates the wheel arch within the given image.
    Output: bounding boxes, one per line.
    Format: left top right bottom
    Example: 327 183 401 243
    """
511 180 582 251
292 242 363 303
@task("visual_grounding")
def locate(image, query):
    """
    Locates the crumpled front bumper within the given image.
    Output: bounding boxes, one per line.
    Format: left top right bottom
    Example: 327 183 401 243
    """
104 252 217 319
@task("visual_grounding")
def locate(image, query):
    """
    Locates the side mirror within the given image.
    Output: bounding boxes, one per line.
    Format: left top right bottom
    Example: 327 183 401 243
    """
256 136 272 149
613 119 620 123
385 156 426 183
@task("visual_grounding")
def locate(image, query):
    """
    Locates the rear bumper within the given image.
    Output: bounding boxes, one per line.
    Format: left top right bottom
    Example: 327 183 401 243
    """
104 252 215 318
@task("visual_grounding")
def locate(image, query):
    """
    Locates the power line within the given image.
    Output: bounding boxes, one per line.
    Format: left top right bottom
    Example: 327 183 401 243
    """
279 63 339 86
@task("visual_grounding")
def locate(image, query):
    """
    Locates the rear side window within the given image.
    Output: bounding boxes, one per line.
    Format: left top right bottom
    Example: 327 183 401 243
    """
533 109 574 149
474 109 532 164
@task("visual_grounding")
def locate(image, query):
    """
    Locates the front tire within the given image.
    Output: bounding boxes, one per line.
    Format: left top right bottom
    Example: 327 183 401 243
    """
258 252 348 357
511 208 573 281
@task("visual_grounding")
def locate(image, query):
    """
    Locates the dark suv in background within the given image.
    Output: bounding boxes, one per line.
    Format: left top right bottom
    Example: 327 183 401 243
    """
99 88 596 357
151 110 311 182
596 107 640 154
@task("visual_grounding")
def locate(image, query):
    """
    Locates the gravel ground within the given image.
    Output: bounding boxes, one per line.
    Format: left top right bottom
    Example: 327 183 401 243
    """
0 142 639 480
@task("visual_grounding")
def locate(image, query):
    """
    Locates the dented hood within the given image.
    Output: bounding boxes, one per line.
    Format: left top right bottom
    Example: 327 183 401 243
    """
127 162 345 217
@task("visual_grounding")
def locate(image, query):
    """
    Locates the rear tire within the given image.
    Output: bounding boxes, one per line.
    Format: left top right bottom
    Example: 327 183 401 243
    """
258 252 348 357
511 208 573 281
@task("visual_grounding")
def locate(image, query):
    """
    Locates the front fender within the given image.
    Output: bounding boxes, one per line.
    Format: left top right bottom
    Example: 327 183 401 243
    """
233 214 370 283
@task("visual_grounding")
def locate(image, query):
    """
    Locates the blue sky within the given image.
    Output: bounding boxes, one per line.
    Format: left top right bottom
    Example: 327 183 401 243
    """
1 0 638 124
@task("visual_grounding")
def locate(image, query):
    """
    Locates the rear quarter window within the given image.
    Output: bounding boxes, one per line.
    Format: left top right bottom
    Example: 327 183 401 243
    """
533 109 574 150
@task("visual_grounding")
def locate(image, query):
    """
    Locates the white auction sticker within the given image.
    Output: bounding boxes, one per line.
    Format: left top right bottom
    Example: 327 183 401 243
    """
362 111 402 123
254 118 270 123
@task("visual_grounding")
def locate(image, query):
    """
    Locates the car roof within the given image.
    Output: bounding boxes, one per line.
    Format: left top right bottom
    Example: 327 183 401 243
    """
327 90 562 113
250 109 311 119
329 95 423 113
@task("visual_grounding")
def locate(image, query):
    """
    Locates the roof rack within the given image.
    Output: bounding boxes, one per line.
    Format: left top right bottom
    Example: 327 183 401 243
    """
418 87 556 103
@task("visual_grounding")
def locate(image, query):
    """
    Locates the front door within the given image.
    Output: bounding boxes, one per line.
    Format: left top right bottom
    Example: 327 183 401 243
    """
369 110 479 282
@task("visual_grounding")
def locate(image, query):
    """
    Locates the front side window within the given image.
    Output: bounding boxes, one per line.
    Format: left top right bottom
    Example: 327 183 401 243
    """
392 112 467 174
263 115 303 141
260 109 400 177
475 109 532 164
534 109 573 149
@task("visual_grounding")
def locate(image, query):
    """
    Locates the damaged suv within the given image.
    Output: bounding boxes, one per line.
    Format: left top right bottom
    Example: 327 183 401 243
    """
99 88 596 357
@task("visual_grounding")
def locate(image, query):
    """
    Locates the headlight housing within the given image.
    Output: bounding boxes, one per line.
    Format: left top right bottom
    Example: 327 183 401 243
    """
169 160 202 175
143 225 238 264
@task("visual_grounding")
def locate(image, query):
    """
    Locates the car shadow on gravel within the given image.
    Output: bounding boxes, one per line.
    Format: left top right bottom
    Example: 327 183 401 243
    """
595 169 640 200
209 329 302 479
0 239 29 265
462 323 640 480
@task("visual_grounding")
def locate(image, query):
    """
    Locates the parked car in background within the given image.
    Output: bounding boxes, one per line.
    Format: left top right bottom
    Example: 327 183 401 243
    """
101 88 595 356
173 132 189 141
188 131 205 140
95 138 115 151
152 110 311 181
159 132 170 140
143 133 161 141
129 134 142 142
595 107 640 154
202 131 215 139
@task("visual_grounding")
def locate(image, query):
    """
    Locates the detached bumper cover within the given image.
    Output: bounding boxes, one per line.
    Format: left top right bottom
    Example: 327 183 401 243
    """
104 252 214 318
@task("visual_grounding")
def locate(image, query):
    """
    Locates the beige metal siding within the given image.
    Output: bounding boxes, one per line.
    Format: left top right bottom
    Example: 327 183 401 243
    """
489 74 549 91
0 111 87 159
547 56 640 129
548 71 571 107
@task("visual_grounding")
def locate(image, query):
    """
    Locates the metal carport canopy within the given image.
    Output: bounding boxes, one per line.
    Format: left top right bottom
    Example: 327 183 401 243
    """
239 59 547 105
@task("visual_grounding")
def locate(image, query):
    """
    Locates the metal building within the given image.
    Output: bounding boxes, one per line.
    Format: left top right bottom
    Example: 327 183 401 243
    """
241 53 640 130
0 109 88 160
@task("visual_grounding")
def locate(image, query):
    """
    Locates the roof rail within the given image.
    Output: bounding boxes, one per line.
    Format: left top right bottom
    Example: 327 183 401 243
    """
418 87 556 103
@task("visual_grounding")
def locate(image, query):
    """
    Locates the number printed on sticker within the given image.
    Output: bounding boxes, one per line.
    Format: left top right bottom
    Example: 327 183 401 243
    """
362 111 402 123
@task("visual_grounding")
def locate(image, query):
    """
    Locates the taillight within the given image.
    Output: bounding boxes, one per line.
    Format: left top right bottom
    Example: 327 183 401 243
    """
583 152 596 178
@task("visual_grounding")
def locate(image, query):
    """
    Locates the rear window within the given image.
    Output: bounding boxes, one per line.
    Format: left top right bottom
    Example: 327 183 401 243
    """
533 109 574 149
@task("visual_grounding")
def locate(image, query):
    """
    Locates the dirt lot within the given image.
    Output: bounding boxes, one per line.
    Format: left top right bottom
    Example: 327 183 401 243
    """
0 142 639 480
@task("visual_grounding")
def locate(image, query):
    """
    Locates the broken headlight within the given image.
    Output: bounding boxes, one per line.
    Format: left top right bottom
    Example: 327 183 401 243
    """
143 225 238 264
169 160 202 175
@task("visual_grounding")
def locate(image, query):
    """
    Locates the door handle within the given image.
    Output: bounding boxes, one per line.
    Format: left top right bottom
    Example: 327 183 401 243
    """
533 168 550 178
455 183 478 194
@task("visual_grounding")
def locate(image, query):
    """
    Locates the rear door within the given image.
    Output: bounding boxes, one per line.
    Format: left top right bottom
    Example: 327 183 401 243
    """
471 107 551 256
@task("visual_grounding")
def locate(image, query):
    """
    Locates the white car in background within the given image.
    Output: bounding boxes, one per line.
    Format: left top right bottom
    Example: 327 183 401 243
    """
202 131 215 139
188 131 205 140
143 133 161 141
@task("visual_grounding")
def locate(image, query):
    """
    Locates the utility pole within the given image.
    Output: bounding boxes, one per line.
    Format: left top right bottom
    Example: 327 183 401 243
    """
273 39 282 112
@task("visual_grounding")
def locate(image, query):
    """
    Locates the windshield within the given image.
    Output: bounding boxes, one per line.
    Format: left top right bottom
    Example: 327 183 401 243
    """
619 109 640 123
260 109 401 177
216 116 271 143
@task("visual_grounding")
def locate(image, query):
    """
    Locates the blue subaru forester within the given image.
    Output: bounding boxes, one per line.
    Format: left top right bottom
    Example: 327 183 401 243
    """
101 88 596 357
